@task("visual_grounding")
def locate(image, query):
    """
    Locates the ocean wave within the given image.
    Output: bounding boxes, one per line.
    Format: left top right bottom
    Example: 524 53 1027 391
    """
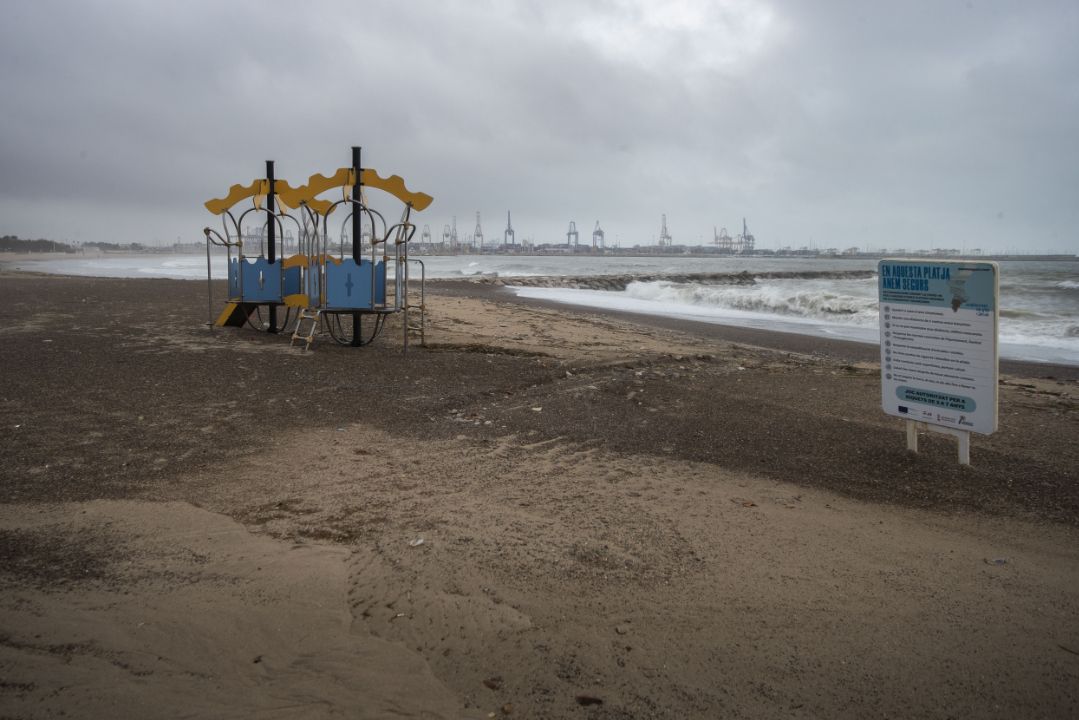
999 330 1079 360
623 279 879 323
449 268 496 277
514 278 1078 362
1057 280 1079 290
447 264 552 278
1000 323 1079 343
482 269 876 291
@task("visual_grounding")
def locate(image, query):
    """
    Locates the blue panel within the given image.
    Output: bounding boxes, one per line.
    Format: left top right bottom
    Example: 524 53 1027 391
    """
326 259 386 310
240 257 282 303
283 265 302 296
375 260 386 303
227 258 241 299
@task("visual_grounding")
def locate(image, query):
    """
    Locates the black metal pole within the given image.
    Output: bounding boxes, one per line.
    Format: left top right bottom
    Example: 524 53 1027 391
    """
351 146 363 346
266 159 278 333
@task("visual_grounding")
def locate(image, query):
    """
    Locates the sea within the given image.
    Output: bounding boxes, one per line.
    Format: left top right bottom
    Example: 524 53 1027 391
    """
12 253 1079 366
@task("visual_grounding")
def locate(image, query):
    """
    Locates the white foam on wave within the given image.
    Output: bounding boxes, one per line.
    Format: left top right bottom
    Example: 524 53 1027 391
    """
623 278 879 326
144 257 217 278
511 282 1079 365
510 284 880 345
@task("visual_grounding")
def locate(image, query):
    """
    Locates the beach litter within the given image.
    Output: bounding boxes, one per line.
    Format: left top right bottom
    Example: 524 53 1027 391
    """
984 558 1007 566
408 538 425 547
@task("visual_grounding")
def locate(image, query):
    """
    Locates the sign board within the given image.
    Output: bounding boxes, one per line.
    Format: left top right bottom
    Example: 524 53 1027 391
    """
879 259 999 435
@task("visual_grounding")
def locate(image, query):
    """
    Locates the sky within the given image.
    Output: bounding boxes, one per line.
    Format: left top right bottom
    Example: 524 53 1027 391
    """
1 0 1077 253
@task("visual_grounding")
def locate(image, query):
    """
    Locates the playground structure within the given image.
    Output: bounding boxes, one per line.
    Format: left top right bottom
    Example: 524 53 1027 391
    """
202 146 433 351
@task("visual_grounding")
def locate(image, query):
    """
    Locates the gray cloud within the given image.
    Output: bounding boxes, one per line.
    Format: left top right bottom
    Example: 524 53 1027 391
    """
1 0 1075 252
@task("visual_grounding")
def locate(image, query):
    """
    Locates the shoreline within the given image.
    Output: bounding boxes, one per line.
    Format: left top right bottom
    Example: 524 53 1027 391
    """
5 256 1074 373
430 278 1079 380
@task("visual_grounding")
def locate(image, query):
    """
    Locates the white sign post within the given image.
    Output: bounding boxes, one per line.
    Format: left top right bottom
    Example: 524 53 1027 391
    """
878 259 999 465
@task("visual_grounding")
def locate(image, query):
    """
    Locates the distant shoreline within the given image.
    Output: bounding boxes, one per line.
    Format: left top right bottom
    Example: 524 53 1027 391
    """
3 249 1076 262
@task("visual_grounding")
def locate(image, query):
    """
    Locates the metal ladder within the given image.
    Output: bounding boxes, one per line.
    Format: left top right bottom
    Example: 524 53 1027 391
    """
403 304 425 353
401 258 426 354
290 308 321 350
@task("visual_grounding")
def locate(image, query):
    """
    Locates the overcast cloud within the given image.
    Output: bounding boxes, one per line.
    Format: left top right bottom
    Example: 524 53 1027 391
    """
1 0 1076 252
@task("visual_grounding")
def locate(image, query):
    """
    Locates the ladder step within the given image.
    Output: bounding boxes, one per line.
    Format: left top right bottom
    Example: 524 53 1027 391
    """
290 308 321 351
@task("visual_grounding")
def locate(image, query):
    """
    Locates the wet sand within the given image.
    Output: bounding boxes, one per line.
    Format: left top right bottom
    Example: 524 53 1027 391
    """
1 271 1077 718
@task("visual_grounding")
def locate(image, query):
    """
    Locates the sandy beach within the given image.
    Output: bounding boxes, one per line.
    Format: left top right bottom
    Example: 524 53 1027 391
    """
1 268 1077 718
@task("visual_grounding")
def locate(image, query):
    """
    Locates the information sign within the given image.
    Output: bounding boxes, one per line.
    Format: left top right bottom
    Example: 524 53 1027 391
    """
879 259 999 435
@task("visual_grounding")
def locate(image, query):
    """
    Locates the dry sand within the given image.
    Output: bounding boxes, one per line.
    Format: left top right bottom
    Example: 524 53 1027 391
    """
1 270 1077 718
